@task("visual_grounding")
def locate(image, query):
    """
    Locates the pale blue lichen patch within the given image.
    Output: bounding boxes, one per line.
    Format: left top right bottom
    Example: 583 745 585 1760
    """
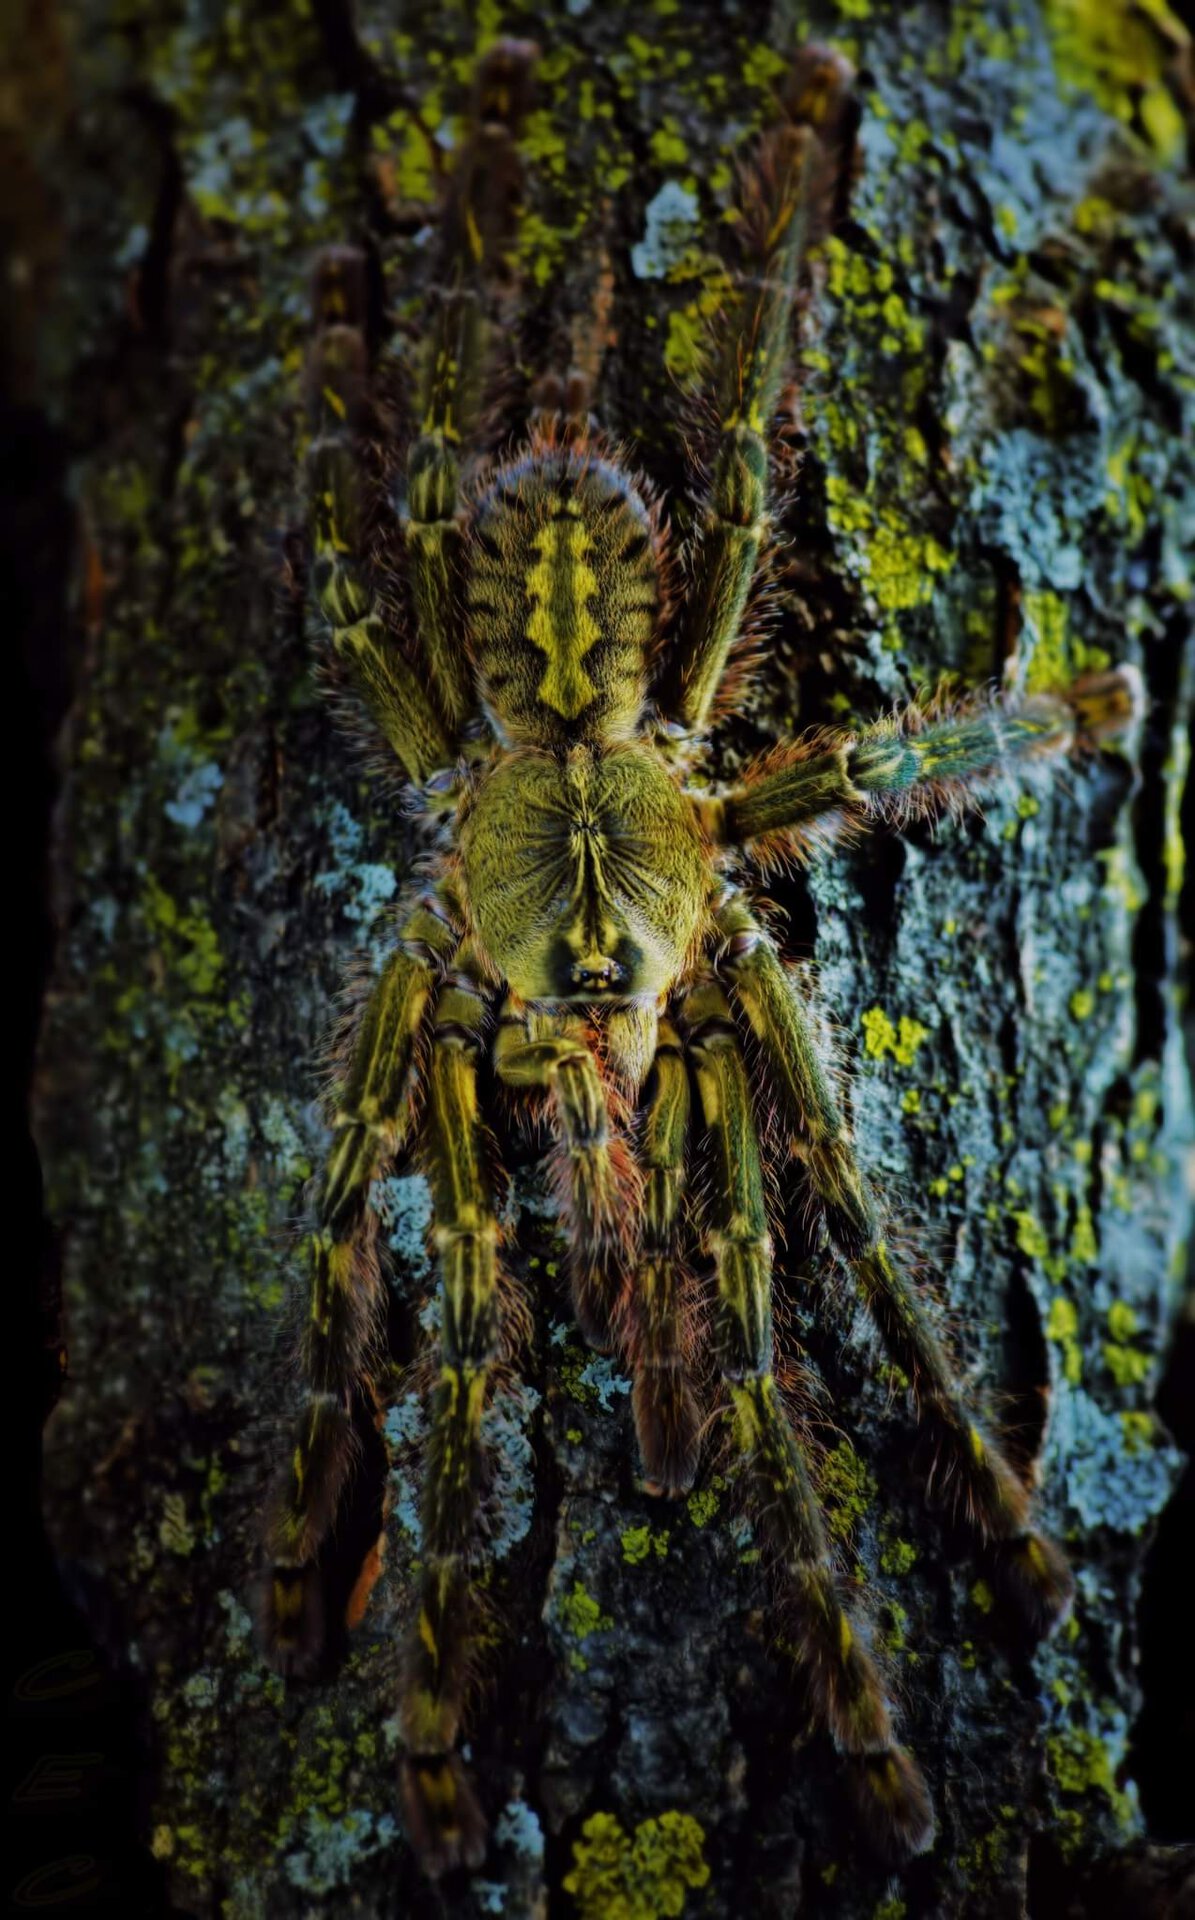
483 1382 542 1558
631 181 700 279
577 1353 632 1411
1052 1385 1181 1531
283 1806 398 1894
371 1172 434 1283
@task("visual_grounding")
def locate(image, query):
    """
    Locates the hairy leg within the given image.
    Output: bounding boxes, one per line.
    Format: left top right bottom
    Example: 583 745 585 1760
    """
657 46 857 734
702 671 1142 864
494 1001 640 1351
628 1014 701 1496
306 248 456 784
405 38 538 731
714 893 1075 1635
262 894 457 1672
684 978 934 1862
399 943 503 1876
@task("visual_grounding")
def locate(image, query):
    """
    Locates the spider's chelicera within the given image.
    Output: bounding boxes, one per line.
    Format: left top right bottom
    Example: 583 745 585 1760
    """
262 41 1137 1877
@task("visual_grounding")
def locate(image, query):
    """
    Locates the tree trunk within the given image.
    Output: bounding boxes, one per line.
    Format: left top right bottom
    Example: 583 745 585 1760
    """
27 3 1193 1917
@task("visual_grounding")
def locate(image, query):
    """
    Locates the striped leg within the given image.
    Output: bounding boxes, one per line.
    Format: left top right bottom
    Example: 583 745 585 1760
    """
630 1016 701 1496
307 249 456 784
657 47 856 734
684 980 934 1862
714 895 1075 1635
262 895 457 1674
405 39 538 731
495 1002 640 1351
399 946 501 1876
704 672 1143 864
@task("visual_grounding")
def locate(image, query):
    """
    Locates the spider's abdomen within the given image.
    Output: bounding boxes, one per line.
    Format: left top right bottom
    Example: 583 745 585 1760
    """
466 449 657 746
460 742 709 1004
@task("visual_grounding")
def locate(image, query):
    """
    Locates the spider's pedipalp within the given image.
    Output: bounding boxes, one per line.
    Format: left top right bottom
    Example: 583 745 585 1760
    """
684 982 935 1863
495 1003 642 1350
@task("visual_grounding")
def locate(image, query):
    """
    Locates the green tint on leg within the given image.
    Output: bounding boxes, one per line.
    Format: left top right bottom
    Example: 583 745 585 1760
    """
401 967 503 1876
685 988 934 1863
659 51 857 734
631 1019 700 1495
495 1006 636 1349
404 40 539 733
263 930 442 1676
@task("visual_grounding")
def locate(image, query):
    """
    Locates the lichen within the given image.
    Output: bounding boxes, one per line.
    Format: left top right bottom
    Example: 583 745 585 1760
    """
562 1810 710 1920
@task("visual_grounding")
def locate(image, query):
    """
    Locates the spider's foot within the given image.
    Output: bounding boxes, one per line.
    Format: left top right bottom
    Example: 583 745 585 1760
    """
400 1754 487 1877
990 1529 1076 1639
570 1267 626 1354
260 1562 325 1678
843 1747 936 1866
1065 663 1145 745
634 1369 701 1496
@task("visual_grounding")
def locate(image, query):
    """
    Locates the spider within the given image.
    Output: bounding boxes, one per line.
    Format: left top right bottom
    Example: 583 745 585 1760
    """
261 38 1139 1880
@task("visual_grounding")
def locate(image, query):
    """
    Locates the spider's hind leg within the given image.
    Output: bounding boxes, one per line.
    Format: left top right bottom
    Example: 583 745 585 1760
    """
405 37 538 730
682 978 935 1862
630 1015 702 1496
398 940 504 1877
306 249 456 785
714 893 1075 1637
262 894 457 1673
657 46 858 735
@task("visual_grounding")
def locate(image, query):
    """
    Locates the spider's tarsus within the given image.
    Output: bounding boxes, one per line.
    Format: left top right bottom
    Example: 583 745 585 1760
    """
990 1529 1077 1640
633 1369 702 1497
260 1562 326 1679
1065 663 1146 746
400 1754 488 1878
843 1747 937 1866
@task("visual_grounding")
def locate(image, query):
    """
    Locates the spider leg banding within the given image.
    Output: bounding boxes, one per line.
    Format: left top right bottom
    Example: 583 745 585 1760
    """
260 33 1143 1882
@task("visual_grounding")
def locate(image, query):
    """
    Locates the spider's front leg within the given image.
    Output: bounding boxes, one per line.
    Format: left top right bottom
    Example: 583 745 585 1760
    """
713 894 1075 1636
701 671 1142 864
261 894 457 1671
681 977 935 1861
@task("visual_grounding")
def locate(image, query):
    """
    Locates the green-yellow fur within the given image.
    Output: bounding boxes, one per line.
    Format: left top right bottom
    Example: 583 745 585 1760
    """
267 36 1133 1880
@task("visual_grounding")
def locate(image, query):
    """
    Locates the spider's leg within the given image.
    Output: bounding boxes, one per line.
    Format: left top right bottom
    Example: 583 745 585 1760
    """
495 1001 640 1351
656 47 857 735
405 38 538 730
307 249 455 783
262 894 457 1673
713 894 1075 1636
399 941 502 1877
683 978 934 1863
703 672 1142 863
629 1014 701 1496
397 944 499 1873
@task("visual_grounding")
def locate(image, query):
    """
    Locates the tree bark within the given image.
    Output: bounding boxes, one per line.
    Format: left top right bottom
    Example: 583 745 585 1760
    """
28 3 1194 1917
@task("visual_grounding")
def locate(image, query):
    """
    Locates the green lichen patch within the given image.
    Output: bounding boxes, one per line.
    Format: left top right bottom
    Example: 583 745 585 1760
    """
563 1809 710 1920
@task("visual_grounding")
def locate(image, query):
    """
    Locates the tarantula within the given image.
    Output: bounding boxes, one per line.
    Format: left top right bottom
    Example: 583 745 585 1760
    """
262 39 1137 1878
